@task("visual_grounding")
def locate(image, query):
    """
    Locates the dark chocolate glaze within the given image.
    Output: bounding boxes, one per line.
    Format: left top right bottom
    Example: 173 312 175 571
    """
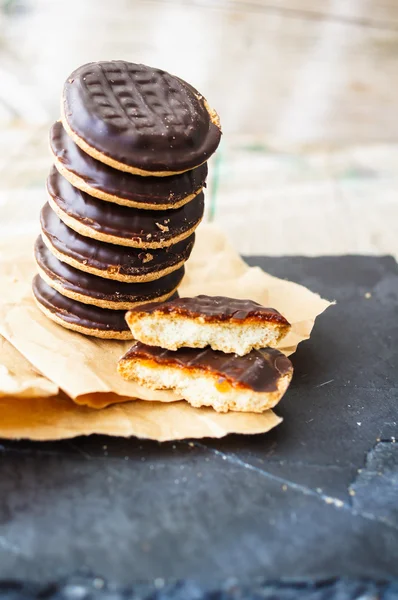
129 294 290 325
47 167 204 244
34 237 184 303
33 276 180 333
122 343 293 393
50 121 208 206
40 203 195 277
62 61 221 172
32 275 129 332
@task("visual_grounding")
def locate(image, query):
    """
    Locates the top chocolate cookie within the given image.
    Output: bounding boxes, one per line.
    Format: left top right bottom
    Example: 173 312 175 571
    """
62 61 222 176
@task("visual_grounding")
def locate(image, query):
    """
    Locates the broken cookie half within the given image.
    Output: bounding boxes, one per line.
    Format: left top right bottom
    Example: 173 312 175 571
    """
125 295 291 356
118 342 293 413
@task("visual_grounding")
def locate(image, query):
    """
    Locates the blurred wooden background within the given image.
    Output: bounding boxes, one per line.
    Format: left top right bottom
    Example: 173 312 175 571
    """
0 0 396 256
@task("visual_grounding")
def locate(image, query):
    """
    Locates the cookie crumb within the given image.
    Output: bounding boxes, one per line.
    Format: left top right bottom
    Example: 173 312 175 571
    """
156 222 169 232
139 252 153 263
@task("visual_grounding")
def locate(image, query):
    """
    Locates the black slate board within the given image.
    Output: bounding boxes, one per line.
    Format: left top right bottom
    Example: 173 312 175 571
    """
0 255 397 586
2 576 398 600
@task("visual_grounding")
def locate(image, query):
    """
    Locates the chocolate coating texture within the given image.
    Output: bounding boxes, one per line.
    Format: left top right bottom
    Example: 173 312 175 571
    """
35 237 184 303
129 295 290 325
62 61 221 172
47 167 204 244
33 275 129 332
40 203 195 277
33 277 180 333
123 343 293 393
50 121 208 207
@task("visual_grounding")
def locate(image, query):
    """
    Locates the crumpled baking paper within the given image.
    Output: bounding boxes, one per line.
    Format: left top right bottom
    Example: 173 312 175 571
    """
0 387 282 441
0 224 331 440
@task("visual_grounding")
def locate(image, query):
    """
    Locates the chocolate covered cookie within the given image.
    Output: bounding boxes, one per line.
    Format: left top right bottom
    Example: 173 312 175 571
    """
47 167 204 249
50 121 207 209
40 203 195 282
32 274 132 339
126 295 291 355
61 61 221 176
118 343 293 413
35 237 184 310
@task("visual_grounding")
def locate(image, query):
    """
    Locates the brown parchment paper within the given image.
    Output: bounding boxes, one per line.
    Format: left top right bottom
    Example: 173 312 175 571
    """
0 336 58 398
0 334 281 439
0 224 332 410
0 389 281 441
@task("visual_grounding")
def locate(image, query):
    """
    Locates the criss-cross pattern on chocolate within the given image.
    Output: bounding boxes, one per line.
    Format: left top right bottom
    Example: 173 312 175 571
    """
80 62 198 136
63 60 221 171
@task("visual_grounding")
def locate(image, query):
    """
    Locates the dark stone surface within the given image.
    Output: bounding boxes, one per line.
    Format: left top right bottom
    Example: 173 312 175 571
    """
1 577 398 600
0 255 397 585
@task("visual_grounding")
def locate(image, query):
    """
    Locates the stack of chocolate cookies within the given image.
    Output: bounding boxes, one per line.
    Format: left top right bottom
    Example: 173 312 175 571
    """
32 61 221 339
